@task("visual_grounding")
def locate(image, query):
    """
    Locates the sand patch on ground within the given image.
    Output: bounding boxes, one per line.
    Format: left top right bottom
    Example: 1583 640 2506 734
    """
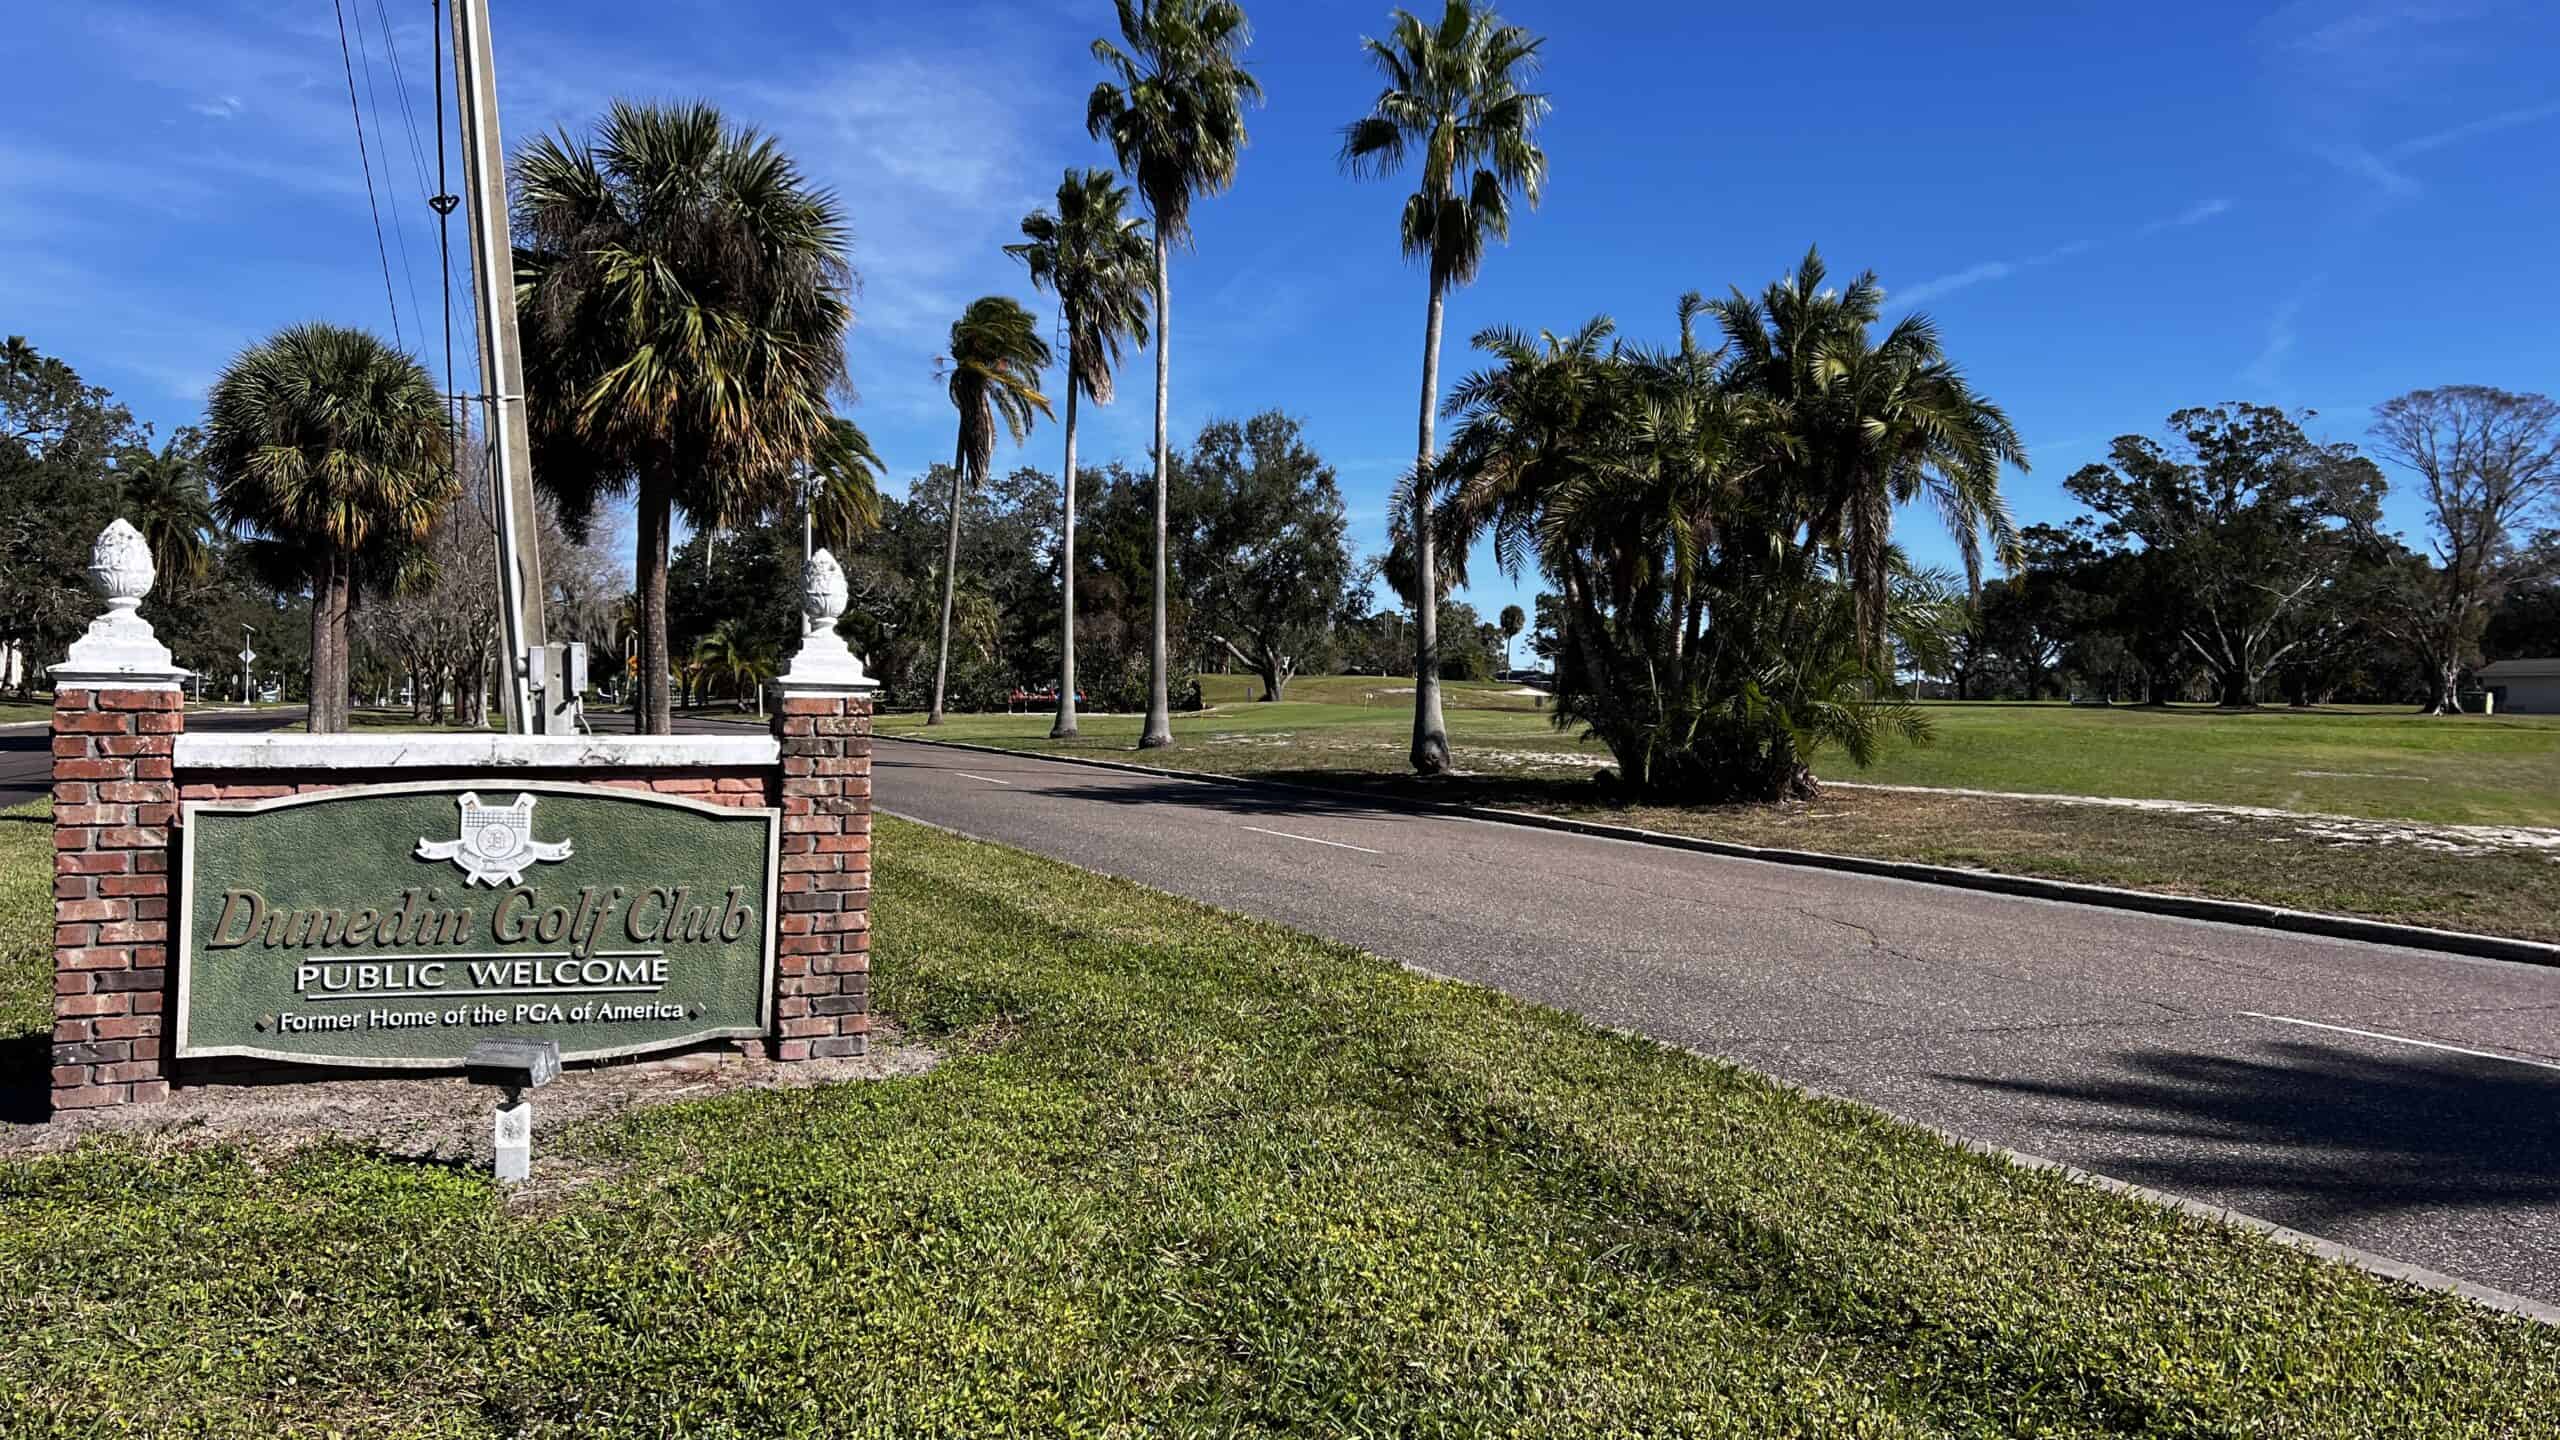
1832 782 2560 856
1453 747 1610 772
1207 731 1300 746
1 1036 940 1193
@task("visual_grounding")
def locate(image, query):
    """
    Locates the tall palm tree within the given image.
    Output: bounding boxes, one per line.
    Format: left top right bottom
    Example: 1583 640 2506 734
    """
1006 168 1155 739
1711 248 2023 660
1341 0 1548 774
204 324 455 733
116 429 215 585
1088 0 1261 749
514 101 854 734
929 297 1053 725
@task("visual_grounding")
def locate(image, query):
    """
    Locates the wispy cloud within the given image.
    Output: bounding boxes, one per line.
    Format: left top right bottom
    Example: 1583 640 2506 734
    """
2133 197 2233 238
1895 261 2017 307
2313 141 2421 199
2258 3 2555 208
2388 97 2560 157
2241 280 2321 392
189 94 244 120
1893 195 2233 308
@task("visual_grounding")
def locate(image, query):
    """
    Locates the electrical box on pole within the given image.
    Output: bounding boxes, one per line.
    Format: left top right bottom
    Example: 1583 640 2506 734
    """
449 0 551 732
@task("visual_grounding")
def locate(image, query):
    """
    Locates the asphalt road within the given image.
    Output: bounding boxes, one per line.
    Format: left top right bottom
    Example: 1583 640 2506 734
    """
869 735 2560 1306
0 707 298 808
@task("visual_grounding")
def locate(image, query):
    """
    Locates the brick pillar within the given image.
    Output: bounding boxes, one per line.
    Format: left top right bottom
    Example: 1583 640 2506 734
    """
50 686 180 1109
771 691 874 1059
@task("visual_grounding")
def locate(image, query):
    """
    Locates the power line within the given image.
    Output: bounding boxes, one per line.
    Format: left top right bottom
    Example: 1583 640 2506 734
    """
371 0 436 195
348 0 426 347
331 0 405 349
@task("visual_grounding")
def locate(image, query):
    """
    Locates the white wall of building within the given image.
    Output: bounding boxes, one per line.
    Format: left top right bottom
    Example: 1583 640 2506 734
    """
2479 660 2560 714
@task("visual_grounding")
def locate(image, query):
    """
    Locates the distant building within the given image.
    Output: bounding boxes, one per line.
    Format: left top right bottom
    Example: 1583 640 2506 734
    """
2478 658 2560 714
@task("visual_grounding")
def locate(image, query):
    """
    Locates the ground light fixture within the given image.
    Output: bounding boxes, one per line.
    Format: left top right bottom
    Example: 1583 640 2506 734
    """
464 1037 561 1184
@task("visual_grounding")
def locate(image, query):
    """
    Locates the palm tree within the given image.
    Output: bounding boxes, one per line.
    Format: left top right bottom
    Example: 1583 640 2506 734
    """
806 416 886 562
1425 315 1619 617
692 620 776 713
1341 0 1548 774
515 101 853 735
1436 294 1954 799
1711 248 2023 661
1007 168 1155 739
1088 0 1261 749
204 324 455 733
116 430 215 585
1497 602 1524 672
930 297 1053 725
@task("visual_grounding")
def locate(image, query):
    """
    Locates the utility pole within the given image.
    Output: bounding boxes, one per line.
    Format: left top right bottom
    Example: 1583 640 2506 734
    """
448 0 549 732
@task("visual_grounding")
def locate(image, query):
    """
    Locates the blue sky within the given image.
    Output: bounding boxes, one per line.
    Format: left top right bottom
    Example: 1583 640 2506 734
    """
7 0 2558 626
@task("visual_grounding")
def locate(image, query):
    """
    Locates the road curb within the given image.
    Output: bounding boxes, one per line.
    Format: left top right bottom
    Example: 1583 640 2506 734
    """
882 802 2560 1328
875 732 2560 970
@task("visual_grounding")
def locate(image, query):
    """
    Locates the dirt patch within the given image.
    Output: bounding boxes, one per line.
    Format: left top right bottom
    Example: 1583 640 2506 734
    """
1 1034 941 1187
1831 781 2560 856
1454 746 1609 773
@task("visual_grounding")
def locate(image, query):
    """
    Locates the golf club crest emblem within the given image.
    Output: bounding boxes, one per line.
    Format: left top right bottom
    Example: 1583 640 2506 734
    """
414 793 573 887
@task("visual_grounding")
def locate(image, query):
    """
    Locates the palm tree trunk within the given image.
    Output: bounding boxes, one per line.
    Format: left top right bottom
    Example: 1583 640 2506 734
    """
309 558 332 733
930 442 967 726
1141 230 1174 750
636 472 674 735
1053 375 1081 739
1410 273 1451 775
306 551 340 733
328 550 354 731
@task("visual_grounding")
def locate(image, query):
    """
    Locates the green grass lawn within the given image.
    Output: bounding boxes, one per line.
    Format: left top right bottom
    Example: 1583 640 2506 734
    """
1854 702 2560 826
1589 786 2560 942
0 805 48 1045
1 803 2553 1433
888 680 2560 827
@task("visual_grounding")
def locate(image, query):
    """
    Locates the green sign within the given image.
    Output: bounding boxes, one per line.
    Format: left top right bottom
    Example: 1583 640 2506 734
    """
177 782 777 1068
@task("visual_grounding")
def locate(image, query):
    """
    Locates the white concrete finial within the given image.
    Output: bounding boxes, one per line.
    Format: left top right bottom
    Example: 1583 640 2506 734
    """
51 517 188 689
802 547 850 636
774 547 876 694
92 517 156 616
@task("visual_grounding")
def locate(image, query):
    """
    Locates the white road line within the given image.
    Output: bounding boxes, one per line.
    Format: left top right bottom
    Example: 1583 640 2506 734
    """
1240 824 1380 855
953 772 1015 786
2240 1012 2560 1074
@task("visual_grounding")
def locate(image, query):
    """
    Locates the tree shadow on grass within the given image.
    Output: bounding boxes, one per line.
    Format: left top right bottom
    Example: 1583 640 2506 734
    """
1931 1039 2560 1235
874 746 1613 816
878 760 1614 827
